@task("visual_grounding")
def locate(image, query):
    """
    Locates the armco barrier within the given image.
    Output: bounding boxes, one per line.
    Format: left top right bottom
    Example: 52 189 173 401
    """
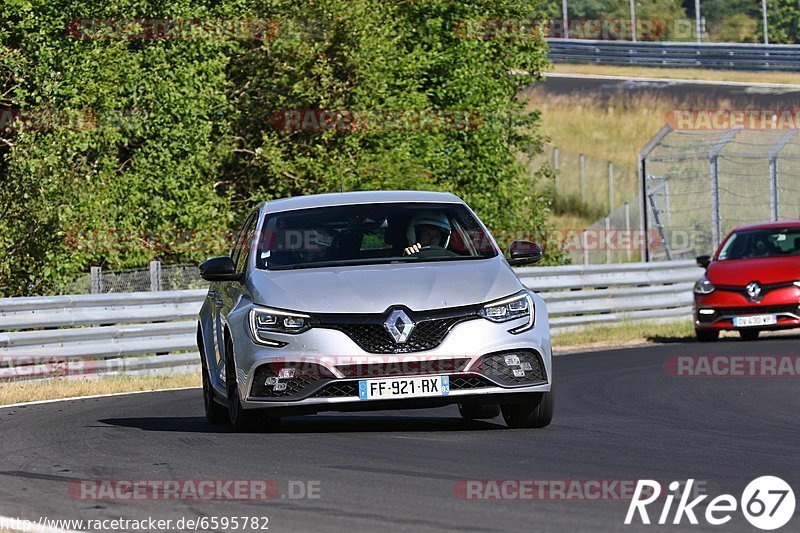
0 260 703 381
547 39 800 71
517 259 702 329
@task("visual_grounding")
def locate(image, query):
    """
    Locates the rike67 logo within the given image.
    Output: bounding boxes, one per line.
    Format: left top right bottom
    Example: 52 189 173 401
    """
626 477 795 530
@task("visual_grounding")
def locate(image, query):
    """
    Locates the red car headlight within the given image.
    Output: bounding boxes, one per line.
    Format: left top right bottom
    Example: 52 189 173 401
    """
693 275 715 295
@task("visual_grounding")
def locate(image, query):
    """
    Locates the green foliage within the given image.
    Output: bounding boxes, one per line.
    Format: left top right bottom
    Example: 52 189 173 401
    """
545 0 688 40
711 13 759 43
1 0 563 297
764 0 800 44
1 0 239 295
227 0 556 237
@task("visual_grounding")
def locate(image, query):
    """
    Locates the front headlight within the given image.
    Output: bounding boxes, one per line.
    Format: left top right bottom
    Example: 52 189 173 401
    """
249 306 311 345
693 275 715 295
479 291 534 333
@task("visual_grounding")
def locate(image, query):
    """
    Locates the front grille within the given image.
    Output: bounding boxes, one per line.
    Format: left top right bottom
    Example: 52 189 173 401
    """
336 358 469 378
475 350 546 386
716 282 797 300
316 306 480 354
449 375 493 390
312 381 359 398
250 362 335 399
705 304 800 322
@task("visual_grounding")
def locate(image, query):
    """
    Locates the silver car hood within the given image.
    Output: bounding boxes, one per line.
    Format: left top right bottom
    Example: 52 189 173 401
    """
248 258 523 313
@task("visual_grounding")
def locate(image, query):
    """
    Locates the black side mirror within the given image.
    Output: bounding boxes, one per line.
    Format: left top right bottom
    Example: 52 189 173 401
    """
696 255 711 269
200 256 242 282
508 240 543 266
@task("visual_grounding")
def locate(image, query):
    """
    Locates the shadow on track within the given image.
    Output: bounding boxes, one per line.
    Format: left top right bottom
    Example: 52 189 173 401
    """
99 413 507 434
649 331 800 344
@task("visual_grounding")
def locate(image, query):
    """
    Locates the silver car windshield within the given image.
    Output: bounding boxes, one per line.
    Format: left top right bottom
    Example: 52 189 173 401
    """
718 228 800 260
255 202 498 270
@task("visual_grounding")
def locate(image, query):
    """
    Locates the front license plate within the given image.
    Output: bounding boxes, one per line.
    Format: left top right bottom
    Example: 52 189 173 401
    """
733 314 777 327
358 375 450 400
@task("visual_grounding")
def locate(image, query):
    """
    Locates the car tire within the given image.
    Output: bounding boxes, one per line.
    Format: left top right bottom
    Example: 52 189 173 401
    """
202 367 230 424
198 327 229 424
695 329 720 342
739 329 760 341
225 335 279 433
458 402 500 420
501 390 553 429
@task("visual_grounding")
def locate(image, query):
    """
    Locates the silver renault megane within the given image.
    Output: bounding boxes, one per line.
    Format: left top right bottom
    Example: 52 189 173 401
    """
197 191 553 431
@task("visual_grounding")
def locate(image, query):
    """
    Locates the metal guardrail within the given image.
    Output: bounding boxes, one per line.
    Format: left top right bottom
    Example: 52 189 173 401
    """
0 260 703 381
517 259 702 329
0 290 205 381
547 39 800 71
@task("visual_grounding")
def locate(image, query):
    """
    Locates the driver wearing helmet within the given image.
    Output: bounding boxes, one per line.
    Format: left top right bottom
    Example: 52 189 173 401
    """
299 227 336 263
403 211 451 256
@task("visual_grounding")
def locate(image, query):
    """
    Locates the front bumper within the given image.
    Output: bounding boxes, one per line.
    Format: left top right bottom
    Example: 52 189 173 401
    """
223 294 552 412
694 286 800 331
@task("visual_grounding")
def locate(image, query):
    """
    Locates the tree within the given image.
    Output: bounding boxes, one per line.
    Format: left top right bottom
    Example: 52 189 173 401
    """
764 0 800 43
0 0 563 297
226 0 556 236
0 0 236 295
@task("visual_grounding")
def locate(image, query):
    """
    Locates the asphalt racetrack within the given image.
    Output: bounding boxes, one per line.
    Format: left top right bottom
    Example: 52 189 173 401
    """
1 337 798 532
535 74 800 107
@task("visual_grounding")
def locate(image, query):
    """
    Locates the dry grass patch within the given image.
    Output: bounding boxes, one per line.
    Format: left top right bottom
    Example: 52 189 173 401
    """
526 90 694 169
0 373 201 406
552 320 695 352
551 64 800 86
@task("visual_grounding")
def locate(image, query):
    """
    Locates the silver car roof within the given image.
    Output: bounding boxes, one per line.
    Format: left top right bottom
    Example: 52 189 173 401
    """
261 190 463 214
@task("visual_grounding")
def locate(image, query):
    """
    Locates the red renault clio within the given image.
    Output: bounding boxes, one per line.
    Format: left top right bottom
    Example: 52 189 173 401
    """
693 221 800 341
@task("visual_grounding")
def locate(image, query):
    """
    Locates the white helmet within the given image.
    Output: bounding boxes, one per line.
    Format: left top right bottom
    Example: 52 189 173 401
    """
406 211 451 248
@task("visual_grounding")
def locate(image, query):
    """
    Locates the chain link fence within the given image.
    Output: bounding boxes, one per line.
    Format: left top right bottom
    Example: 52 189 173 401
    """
63 262 205 294
531 145 644 264
641 127 800 261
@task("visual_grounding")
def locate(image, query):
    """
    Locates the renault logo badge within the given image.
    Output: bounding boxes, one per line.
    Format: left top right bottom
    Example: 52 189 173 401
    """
745 281 762 301
385 309 415 343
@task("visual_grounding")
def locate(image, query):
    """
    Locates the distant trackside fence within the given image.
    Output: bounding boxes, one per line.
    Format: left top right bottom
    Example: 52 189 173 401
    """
0 260 702 381
547 39 800 71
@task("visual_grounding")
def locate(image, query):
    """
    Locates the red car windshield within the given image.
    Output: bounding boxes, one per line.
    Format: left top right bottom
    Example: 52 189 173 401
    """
718 228 800 260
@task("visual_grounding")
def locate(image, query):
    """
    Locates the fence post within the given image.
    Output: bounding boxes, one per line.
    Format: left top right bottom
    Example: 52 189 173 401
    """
149 261 163 292
90 266 102 294
624 202 632 262
553 147 560 196
709 129 739 250
769 156 779 221
768 131 797 221
579 153 586 202
604 216 611 264
608 161 614 212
